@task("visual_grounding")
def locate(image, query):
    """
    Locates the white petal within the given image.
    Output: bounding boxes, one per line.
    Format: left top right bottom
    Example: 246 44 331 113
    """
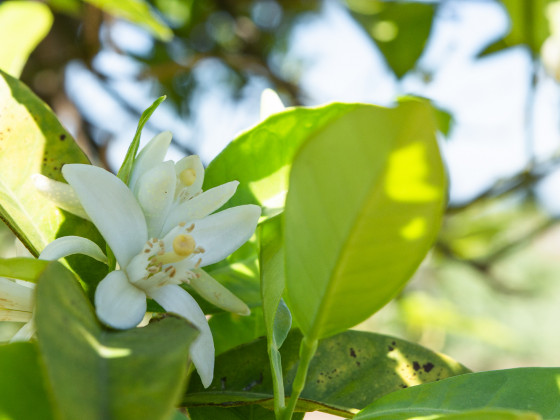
32 174 90 220
175 155 204 197
136 161 177 238
162 181 239 235
175 205 261 268
39 236 107 264
0 309 33 323
129 131 172 192
94 271 147 330
62 164 148 268
190 269 250 316
10 319 35 342
148 284 214 388
0 278 34 311
260 88 285 120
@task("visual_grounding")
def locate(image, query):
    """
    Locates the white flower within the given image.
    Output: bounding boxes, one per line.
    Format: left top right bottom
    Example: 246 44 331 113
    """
40 164 261 388
0 278 36 342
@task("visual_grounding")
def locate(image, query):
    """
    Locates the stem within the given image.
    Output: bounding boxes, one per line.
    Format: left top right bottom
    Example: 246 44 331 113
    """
269 344 285 419
281 336 318 420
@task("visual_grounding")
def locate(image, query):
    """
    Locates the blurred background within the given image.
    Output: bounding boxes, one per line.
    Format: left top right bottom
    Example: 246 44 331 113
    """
2 0 560 414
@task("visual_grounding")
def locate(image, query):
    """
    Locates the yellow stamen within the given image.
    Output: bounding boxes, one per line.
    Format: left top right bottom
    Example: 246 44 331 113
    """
152 234 196 265
179 168 197 186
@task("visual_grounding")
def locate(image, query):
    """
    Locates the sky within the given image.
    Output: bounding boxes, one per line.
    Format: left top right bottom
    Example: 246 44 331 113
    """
63 0 560 216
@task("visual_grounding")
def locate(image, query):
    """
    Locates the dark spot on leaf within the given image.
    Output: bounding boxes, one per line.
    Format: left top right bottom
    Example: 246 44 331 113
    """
423 362 434 372
388 345 394 352
400 384 408 388
221 377 227 390
412 361 421 371
350 348 356 358
392 341 396 346
242 372 263 391
60 134 66 140
356 361 361 367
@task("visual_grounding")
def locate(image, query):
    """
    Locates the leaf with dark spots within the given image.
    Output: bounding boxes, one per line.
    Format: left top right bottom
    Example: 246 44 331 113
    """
184 330 469 417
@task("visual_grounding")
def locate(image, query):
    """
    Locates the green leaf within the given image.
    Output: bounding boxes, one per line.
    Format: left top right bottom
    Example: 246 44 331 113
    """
0 70 92 256
203 104 362 216
184 330 469 417
117 95 166 185
188 405 302 420
84 0 173 41
0 1 53 78
35 261 199 420
0 257 48 282
479 0 552 56
410 409 542 420
353 368 560 420
209 308 266 356
346 1 435 78
259 215 291 416
284 99 446 341
259 215 291 349
0 342 55 420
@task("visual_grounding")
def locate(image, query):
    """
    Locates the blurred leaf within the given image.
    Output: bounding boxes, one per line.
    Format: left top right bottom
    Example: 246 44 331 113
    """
0 342 55 420
0 1 53 78
285 100 446 341
84 0 173 41
35 261 199 420
184 330 469 417
0 257 48 282
0 70 92 256
188 405 304 420
346 0 435 78
406 409 542 420
117 95 166 185
204 104 364 217
354 368 560 420
480 0 552 56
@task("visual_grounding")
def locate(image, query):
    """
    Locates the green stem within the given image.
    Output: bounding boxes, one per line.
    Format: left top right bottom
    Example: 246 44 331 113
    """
281 336 318 420
269 344 285 419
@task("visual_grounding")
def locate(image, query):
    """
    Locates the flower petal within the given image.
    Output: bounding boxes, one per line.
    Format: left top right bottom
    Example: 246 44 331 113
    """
32 174 90 220
39 236 107 264
260 88 285 120
94 270 147 330
162 181 239 235
175 155 204 197
10 319 35 342
62 164 148 268
129 131 172 193
148 284 214 388
0 278 34 311
136 161 177 238
191 269 250 315
173 205 261 268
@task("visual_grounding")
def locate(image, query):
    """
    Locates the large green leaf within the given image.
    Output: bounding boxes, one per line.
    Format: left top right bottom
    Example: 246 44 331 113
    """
284 100 446 341
203 104 362 216
84 0 173 41
480 0 552 56
0 1 53 78
409 410 541 420
184 330 469 417
346 0 436 78
35 261 199 420
0 70 92 256
354 368 560 420
0 342 55 420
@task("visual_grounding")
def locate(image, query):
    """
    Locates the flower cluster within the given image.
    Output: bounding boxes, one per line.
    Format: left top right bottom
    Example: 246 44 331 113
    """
33 132 261 388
